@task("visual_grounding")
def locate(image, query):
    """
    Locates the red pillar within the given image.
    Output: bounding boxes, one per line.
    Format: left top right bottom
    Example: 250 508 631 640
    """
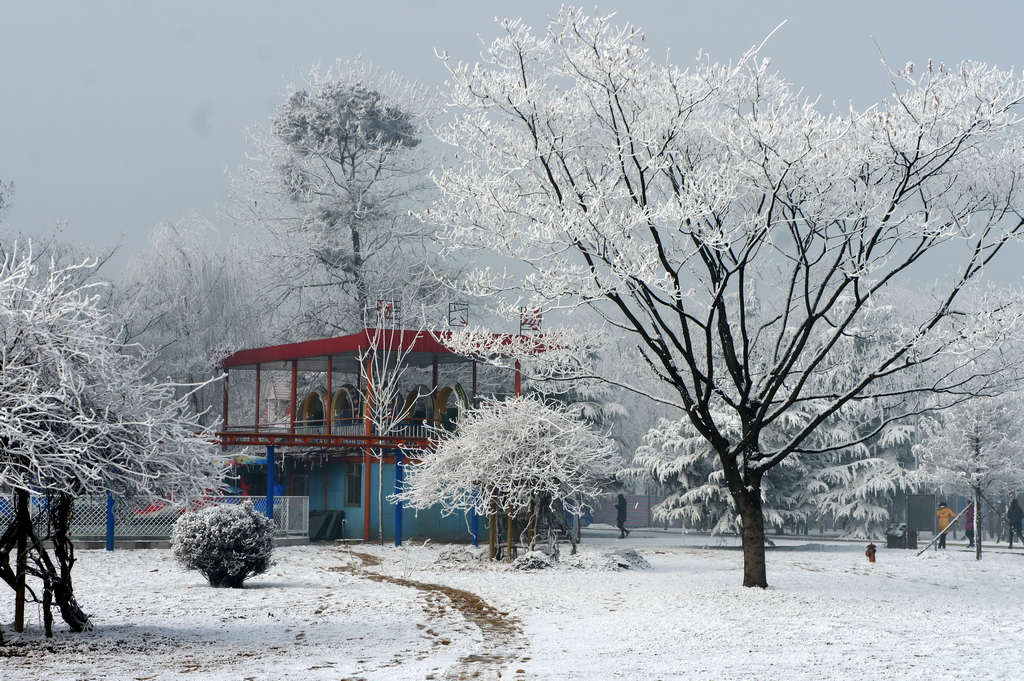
326 356 333 436
289 360 297 434
254 364 261 432
432 355 439 425
514 359 521 397
363 355 373 541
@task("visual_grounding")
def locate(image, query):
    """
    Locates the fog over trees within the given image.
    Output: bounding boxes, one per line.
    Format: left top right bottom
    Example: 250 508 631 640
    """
5 7 1024 604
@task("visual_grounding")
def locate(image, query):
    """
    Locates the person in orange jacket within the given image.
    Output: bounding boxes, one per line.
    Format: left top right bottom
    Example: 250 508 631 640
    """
936 502 957 549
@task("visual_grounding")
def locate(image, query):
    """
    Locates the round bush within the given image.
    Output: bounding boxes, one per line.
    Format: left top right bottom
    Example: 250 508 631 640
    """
171 501 275 588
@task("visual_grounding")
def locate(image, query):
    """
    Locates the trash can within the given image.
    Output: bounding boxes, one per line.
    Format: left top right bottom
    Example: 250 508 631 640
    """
309 510 346 541
885 523 917 549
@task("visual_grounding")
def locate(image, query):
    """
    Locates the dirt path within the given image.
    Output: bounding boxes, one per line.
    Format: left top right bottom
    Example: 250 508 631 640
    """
332 550 527 680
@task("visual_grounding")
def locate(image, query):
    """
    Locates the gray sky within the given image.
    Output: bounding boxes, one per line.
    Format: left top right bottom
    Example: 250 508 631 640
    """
4 1 1024 273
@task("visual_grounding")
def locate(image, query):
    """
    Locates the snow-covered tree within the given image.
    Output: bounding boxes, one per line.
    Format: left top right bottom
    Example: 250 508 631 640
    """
915 391 1024 558
394 395 621 554
234 60 449 337
117 218 264 424
631 408 918 538
0 246 224 635
0 180 12 220
426 9 1024 586
358 310 432 543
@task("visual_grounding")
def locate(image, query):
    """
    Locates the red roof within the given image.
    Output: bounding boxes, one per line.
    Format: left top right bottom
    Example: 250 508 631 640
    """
219 329 538 370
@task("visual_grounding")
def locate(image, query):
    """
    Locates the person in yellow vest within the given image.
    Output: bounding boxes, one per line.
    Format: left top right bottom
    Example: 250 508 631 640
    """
936 502 957 549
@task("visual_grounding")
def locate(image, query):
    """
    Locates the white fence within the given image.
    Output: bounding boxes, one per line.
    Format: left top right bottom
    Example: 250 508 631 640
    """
0 495 309 540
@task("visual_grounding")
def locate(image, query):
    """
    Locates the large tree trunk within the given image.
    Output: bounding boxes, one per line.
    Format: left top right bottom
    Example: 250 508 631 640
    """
13 489 29 632
0 491 91 634
735 488 768 588
350 222 367 317
49 493 91 632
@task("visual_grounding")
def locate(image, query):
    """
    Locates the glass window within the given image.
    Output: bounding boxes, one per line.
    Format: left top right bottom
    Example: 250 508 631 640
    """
345 469 362 507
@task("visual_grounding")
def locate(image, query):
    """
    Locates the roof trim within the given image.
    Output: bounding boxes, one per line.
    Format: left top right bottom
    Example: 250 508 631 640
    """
219 329 535 369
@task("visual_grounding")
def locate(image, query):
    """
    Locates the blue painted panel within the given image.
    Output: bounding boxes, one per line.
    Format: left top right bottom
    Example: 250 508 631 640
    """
310 459 492 542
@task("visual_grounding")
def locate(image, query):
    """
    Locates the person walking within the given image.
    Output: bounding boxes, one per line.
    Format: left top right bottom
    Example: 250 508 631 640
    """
615 493 630 539
1008 499 1023 548
936 502 956 549
964 503 975 548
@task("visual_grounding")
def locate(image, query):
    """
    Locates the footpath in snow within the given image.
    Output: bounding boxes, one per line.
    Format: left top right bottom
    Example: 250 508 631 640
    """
2 531 1023 680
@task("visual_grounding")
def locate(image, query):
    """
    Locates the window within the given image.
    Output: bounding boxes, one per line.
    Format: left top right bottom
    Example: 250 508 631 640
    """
345 469 362 507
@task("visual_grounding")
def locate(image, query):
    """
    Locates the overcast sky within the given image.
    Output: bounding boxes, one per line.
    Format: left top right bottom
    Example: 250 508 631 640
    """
4 1 1024 274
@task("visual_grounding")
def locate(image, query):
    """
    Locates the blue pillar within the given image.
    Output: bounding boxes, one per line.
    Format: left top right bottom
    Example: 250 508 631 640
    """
105 492 115 551
266 445 276 520
470 489 479 547
471 507 479 547
394 451 403 547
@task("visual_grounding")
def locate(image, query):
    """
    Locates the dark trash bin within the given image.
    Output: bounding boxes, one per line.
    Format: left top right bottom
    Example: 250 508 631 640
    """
885 523 917 549
309 510 346 541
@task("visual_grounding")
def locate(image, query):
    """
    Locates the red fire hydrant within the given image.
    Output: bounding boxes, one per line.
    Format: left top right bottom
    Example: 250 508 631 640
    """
865 542 877 563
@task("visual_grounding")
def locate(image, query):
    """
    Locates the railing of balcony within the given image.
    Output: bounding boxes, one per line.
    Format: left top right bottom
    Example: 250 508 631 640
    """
225 418 443 439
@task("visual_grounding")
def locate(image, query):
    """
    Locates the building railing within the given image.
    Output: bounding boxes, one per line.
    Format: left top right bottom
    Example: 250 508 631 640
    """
0 495 309 541
227 418 441 439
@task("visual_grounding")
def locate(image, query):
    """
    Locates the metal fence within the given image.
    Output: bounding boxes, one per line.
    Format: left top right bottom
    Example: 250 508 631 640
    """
0 495 309 541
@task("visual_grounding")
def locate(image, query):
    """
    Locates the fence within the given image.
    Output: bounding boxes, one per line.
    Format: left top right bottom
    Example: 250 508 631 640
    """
0 495 309 541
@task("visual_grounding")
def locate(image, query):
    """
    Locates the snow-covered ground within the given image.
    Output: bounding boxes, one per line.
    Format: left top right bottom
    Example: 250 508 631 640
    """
3 531 1023 680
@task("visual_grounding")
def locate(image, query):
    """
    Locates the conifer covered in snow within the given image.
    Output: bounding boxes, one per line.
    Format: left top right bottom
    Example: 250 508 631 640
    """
914 391 1024 557
171 502 275 588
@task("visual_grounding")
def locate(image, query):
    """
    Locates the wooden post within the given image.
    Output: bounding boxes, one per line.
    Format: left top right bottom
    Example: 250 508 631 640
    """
14 488 29 632
506 513 516 563
488 497 497 560
514 359 521 397
326 356 333 436
288 360 298 434
254 364 261 432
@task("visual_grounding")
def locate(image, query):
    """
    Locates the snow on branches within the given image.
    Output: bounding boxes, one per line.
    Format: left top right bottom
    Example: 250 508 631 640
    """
0 245 225 501
234 59 448 335
426 8 1024 585
394 395 621 519
914 391 1024 496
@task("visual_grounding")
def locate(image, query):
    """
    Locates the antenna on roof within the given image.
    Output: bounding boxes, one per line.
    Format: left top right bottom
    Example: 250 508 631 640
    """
448 301 469 327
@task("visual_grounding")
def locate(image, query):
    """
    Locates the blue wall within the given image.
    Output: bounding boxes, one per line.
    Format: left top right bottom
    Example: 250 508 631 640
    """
307 458 483 542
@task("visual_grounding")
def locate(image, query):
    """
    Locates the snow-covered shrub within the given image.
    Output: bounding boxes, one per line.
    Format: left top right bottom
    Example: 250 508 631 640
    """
564 549 652 571
608 549 651 570
433 546 487 569
512 550 555 571
171 501 275 588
